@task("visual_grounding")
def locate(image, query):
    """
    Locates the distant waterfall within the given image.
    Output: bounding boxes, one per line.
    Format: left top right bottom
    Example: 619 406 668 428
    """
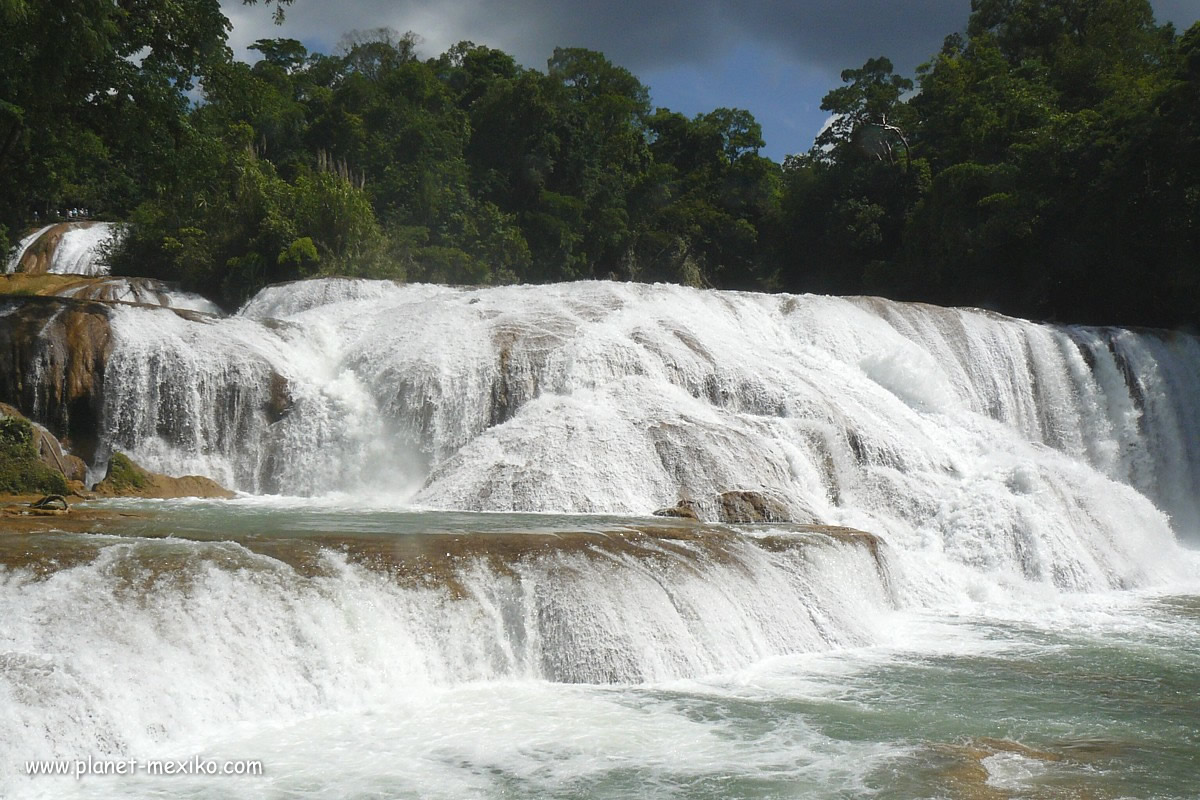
5 222 118 276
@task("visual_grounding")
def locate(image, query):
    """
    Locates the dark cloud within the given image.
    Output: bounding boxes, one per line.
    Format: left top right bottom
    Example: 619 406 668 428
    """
223 0 956 73
224 0 1198 76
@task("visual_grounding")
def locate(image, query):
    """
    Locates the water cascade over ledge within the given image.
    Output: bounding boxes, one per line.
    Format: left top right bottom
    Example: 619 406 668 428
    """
4 279 1200 799
86 279 1196 593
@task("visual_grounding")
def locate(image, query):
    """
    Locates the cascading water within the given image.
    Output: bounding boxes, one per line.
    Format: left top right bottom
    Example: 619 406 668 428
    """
44 224 116 276
4 225 53 272
4 222 118 276
100 280 1194 591
56 277 221 314
5 278 1200 799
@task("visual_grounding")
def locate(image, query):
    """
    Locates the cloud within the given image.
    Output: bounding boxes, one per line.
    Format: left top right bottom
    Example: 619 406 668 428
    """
225 0 1199 76
223 0 963 75
227 0 1200 83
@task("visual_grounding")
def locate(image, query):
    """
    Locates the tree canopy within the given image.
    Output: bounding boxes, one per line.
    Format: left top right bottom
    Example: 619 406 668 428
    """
1 0 1196 328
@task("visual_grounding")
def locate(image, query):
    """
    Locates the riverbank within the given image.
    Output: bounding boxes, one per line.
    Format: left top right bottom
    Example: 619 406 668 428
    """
0 494 148 535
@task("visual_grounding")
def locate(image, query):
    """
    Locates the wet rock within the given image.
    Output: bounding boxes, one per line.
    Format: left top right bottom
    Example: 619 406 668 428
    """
266 372 293 423
655 490 798 523
652 501 701 520
715 490 792 524
9 223 79 274
93 452 234 500
0 297 113 462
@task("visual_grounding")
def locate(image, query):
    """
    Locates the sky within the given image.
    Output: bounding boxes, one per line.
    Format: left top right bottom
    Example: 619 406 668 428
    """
222 0 1200 161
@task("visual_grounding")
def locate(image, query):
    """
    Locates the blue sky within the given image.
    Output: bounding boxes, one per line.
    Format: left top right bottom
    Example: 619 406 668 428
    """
224 0 1200 161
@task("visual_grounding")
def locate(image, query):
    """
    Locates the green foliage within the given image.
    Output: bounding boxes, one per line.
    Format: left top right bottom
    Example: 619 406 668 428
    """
0 416 35 460
0 416 69 495
4 0 1198 328
773 0 1198 328
816 57 915 167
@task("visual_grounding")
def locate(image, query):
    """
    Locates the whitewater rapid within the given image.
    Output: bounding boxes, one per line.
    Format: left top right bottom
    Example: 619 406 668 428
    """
4 278 1200 798
97 280 1197 593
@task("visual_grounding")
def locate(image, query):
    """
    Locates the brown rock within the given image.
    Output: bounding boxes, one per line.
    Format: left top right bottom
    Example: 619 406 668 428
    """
652 501 701 520
715 490 792 523
0 298 113 462
10 223 75 275
266 371 293 423
0 273 104 297
93 452 234 500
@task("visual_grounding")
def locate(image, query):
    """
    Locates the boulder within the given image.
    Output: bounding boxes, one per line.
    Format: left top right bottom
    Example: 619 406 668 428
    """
0 404 77 495
0 412 70 496
93 453 234 500
715 490 792 524
652 500 701 521
653 490 800 523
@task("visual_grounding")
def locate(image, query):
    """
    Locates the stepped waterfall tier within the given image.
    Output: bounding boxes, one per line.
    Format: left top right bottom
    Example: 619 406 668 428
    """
96 280 1196 587
2 278 1199 799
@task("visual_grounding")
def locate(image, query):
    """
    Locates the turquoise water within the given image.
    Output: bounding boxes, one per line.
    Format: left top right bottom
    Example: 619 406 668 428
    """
1 504 1197 799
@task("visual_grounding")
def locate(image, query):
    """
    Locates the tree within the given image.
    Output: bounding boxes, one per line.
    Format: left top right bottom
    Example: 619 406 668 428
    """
816 57 915 169
0 0 292 238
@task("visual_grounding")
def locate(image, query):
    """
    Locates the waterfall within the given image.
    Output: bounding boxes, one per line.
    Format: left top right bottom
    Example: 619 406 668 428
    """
56 277 221 314
45 224 116 276
0 527 891 764
4 225 53 272
4 222 118 276
4 278 1200 799
93 279 1197 593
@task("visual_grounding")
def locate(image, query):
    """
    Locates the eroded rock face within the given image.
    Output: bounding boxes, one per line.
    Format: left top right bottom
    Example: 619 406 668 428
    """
7 221 115 276
9 223 77 274
0 297 113 462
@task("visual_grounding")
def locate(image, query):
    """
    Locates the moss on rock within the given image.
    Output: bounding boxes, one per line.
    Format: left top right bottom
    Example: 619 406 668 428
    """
94 451 234 499
101 452 150 492
0 415 70 495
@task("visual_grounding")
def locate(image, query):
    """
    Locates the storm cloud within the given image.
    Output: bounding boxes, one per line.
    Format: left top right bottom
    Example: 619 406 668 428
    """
224 0 1198 73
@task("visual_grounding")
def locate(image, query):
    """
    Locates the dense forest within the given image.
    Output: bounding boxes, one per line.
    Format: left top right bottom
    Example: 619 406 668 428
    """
1 0 1197 327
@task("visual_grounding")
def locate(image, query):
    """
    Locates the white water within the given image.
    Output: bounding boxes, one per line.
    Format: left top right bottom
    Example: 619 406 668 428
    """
56 276 221 314
4 223 118 276
1 521 1196 799
45 223 116 275
100 280 1196 592
4 225 53 272
5 278 1200 797
0 526 892 785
